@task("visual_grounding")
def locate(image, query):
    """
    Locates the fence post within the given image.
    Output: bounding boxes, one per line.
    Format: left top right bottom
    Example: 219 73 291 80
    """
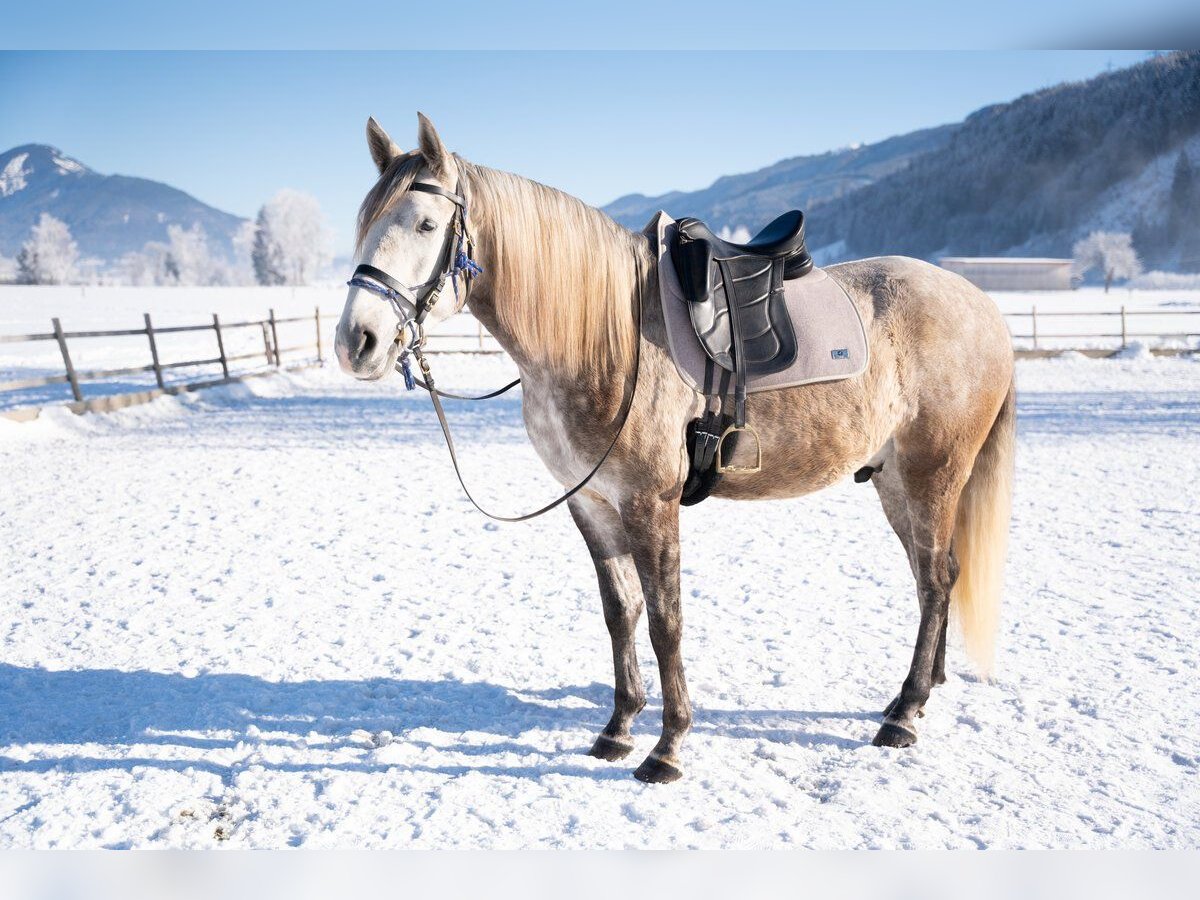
144 313 165 388
261 321 274 366
52 317 83 402
213 314 230 379
1120 305 1127 348
315 306 323 364
269 308 281 368
1031 304 1038 349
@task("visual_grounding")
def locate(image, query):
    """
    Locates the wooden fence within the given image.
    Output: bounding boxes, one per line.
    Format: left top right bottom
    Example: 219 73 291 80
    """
1006 305 1200 353
2 304 1198 421
0 308 328 421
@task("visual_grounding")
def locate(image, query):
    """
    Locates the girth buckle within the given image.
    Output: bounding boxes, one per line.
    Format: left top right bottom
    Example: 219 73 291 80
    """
715 423 762 475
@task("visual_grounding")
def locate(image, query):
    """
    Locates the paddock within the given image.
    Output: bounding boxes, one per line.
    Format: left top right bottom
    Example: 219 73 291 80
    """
1 350 1197 848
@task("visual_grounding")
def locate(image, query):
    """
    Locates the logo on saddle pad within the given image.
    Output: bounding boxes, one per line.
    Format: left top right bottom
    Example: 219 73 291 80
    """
831 348 850 360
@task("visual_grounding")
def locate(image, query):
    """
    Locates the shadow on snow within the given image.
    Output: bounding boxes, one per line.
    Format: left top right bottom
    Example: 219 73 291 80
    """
0 664 872 781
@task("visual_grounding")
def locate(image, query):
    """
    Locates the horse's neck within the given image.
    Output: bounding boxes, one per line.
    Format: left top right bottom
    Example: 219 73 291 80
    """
461 197 648 384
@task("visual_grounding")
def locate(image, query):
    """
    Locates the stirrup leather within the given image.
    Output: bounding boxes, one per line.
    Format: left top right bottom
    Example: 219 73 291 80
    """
715 423 762 475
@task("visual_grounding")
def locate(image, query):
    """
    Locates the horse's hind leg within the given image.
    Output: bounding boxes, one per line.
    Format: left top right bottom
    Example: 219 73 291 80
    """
871 450 951 720
568 494 647 761
873 449 969 748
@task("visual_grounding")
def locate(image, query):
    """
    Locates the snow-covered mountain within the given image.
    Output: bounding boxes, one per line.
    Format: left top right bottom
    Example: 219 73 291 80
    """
0 144 246 265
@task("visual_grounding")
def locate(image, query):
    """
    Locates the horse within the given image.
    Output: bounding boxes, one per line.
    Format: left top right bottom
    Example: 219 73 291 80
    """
335 113 1015 783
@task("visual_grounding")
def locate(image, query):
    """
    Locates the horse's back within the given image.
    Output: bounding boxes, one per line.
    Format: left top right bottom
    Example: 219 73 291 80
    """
709 256 1013 501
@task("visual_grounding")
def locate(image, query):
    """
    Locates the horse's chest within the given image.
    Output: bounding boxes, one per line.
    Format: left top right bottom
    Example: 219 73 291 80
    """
521 384 592 484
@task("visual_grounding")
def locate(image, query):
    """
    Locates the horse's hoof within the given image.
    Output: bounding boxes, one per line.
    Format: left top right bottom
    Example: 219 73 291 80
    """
873 721 918 748
588 734 635 762
881 695 924 719
633 755 684 784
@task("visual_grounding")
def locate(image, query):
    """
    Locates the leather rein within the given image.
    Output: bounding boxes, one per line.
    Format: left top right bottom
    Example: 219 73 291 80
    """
346 179 643 523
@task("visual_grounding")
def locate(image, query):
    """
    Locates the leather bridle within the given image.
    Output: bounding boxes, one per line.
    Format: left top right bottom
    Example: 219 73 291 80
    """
345 173 645 522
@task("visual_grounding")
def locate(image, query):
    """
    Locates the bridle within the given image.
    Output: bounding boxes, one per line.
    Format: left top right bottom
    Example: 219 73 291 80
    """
347 179 482 387
345 173 645 523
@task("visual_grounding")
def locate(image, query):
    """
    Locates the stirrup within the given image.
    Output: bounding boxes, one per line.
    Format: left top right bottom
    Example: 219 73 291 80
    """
715 423 762 475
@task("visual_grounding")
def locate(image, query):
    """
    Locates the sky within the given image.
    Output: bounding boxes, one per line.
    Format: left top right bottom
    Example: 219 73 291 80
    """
0 50 1156 253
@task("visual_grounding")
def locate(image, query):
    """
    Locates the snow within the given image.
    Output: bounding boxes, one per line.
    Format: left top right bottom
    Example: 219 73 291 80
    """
0 153 30 198
1 348 1198 848
52 155 85 176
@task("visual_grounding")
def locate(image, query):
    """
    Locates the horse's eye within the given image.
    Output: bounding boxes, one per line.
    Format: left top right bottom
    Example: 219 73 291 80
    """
419 219 437 233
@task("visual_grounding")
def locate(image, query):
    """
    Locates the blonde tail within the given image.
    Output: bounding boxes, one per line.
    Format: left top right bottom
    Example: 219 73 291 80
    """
951 377 1016 676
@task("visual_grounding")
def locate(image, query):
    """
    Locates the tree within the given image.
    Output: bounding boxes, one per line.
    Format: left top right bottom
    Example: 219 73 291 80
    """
1072 231 1142 292
119 224 232 286
0 255 16 284
16 213 79 284
1168 151 1200 272
250 189 331 286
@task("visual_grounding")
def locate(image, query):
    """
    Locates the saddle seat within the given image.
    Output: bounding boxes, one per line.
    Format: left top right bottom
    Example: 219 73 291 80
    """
676 210 813 278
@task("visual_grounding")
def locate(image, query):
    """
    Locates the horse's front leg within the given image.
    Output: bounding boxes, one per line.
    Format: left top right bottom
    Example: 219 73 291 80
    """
620 493 690 783
568 495 647 761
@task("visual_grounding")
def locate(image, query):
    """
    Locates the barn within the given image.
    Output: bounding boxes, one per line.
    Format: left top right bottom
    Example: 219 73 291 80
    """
939 257 1074 291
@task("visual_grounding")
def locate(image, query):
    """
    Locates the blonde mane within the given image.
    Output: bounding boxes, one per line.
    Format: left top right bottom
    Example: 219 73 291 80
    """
357 154 644 373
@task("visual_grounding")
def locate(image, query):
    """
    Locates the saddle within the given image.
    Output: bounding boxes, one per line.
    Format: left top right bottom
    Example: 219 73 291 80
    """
670 210 813 491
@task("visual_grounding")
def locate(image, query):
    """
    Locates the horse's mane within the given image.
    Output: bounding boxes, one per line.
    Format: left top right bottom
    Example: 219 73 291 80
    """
357 153 643 374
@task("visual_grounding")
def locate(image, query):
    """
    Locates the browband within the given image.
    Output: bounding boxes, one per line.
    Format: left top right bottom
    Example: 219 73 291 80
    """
410 182 465 207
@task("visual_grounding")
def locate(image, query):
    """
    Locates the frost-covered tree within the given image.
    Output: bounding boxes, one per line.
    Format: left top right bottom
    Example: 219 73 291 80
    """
120 242 170 286
0 254 16 284
163 224 217 285
119 225 232 285
1073 231 1143 292
16 213 79 284
718 225 752 243
250 189 331 286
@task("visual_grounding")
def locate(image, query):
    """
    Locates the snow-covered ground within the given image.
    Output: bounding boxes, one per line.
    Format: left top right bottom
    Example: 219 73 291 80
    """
1 349 1198 849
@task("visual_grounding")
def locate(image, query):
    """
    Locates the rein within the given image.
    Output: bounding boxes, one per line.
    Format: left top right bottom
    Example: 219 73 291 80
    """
347 178 644 522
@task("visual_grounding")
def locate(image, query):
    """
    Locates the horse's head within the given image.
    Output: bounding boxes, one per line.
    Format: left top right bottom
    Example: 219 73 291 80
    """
336 113 467 380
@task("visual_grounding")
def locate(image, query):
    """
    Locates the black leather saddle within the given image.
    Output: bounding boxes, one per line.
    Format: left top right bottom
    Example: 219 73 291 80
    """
671 211 812 377
670 209 814 498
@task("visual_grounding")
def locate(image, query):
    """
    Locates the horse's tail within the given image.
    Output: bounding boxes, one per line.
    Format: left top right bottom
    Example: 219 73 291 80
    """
951 375 1016 677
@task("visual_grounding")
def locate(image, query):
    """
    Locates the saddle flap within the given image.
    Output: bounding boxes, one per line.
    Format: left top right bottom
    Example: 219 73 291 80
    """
670 225 798 377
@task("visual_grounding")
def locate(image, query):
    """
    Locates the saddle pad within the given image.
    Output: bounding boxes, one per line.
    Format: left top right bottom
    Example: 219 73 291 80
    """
647 211 869 395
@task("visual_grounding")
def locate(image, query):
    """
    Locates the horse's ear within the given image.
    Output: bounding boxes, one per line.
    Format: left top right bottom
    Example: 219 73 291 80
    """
416 112 451 177
366 117 401 174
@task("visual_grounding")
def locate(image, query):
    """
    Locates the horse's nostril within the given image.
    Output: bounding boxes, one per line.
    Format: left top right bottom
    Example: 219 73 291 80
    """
355 327 377 360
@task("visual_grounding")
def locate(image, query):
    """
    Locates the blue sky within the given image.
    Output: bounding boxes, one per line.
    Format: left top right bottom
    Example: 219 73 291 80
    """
0 50 1154 252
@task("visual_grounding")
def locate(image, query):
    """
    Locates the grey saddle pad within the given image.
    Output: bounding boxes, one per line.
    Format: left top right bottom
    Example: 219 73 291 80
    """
647 211 869 394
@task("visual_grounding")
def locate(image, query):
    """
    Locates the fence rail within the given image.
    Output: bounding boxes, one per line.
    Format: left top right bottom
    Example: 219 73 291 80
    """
1006 305 1200 349
3 303 1199 420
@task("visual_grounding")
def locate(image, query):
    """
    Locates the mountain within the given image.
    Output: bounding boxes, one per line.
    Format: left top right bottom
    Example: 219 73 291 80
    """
810 52 1200 268
603 52 1200 272
0 144 247 265
603 124 958 240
